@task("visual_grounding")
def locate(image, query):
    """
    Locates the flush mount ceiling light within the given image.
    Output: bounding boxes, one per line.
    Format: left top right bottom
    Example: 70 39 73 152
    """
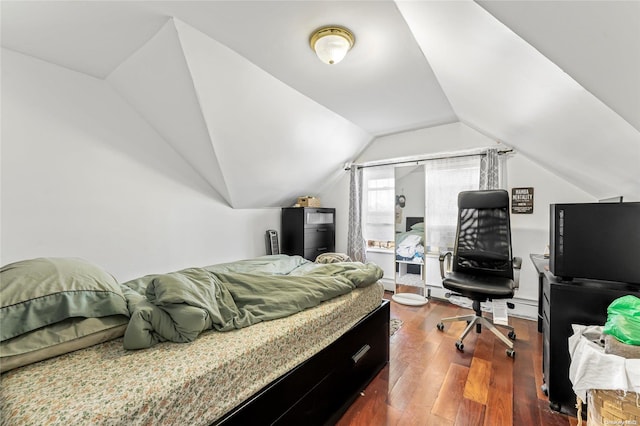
309 26 355 65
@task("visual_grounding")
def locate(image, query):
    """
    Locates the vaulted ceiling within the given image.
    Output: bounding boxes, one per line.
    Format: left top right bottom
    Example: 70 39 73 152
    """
2 1 639 207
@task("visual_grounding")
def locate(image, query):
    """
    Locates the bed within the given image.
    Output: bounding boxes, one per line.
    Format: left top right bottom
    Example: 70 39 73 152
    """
0 255 390 425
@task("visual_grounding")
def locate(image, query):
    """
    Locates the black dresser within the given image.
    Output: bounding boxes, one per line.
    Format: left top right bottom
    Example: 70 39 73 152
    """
281 207 335 261
539 271 639 415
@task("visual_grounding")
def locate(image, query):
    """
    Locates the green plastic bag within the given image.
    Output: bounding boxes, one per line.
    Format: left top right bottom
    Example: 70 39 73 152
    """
603 295 640 346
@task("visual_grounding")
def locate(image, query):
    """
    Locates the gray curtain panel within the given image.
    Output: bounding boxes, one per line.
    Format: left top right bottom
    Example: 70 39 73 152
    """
480 148 500 190
347 166 367 263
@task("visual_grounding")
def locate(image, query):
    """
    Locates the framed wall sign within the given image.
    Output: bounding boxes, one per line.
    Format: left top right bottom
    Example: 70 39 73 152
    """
512 187 534 214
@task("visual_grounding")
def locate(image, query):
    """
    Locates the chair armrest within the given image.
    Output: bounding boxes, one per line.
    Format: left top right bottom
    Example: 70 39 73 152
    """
439 252 453 279
513 256 522 289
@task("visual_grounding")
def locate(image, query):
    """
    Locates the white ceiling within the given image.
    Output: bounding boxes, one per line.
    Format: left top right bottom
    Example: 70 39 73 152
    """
478 0 640 132
399 1 639 200
2 0 639 206
1 0 457 136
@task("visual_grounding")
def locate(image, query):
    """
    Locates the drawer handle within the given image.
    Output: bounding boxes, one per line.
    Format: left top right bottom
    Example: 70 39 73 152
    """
317 247 328 251
316 228 328 232
352 344 370 365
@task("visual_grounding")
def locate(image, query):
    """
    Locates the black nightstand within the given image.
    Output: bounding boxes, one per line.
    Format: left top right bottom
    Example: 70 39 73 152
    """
281 207 335 261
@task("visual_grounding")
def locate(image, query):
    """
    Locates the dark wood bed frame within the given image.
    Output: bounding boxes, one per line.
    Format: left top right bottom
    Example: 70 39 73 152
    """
214 300 390 425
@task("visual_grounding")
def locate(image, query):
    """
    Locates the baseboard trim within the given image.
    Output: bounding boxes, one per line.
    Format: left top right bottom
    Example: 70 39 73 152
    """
385 282 538 321
427 287 538 321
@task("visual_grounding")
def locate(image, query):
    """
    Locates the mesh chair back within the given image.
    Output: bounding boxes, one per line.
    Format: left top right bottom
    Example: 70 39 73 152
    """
452 190 514 279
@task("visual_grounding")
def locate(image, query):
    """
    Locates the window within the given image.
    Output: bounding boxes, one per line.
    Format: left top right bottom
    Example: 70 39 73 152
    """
363 167 395 249
425 156 481 252
361 155 484 253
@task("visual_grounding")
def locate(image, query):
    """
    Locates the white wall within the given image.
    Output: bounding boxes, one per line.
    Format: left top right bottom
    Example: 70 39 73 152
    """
3 47 597 296
320 122 594 312
506 151 594 301
0 49 280 282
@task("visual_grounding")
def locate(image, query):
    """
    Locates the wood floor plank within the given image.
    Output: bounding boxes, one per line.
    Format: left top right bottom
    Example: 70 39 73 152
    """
463 357 492 404
454 397 486 426
431 363 470 421
388 323 436 397
514 316 531 342
532 324 548 402
337 295 578 426
513 347 539 418
426 413 455 426
471 332 495 362
410 333 461 410
395 369 443 426
482 326 514 426
443 319 469 342
538 398 573 426
388 362 430 412
420 302 448 331
513 369 543 426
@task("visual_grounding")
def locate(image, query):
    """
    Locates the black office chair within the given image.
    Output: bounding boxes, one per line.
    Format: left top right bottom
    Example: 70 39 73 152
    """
436 190 521 358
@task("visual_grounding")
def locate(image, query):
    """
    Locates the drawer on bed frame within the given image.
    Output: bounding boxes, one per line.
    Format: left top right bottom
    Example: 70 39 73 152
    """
214 300 390 426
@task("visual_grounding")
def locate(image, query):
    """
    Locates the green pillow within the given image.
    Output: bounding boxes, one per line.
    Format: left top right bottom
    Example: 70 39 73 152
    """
410 222 425 231
315 253 352 264
0 257 129 341
0 315 128 373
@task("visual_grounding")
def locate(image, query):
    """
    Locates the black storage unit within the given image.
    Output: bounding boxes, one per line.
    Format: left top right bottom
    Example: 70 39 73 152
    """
541 272 639 415
530 253 548 333
281 207 335 261
214 300 390 425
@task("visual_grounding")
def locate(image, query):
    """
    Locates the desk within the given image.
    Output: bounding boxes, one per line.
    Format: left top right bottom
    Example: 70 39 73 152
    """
529 253 548 333
537 270 639 415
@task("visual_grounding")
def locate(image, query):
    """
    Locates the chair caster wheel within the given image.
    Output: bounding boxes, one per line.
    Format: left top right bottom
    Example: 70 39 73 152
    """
508 331 516 340
455 340 464 351
506 349 515 358
437 322 444 331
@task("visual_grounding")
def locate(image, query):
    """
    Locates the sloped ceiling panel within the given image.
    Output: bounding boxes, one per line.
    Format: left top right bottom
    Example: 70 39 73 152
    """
107 18 372 208
397 1 640 200
0 1 457 137
107 19 232 205
477 0 640 133
174 19 371 208
160 0 458 136
0 1 168 79
3 1 638 202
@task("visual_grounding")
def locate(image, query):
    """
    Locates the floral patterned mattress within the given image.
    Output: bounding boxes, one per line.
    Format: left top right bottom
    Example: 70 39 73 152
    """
0 282 384 426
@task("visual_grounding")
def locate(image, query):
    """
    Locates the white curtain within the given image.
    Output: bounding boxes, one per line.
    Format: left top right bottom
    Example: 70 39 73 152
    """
347 167 366 262
362 166 395 244
424 156 481 252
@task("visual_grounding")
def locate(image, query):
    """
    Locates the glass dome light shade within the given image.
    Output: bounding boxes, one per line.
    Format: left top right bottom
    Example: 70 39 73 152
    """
310 27 355 65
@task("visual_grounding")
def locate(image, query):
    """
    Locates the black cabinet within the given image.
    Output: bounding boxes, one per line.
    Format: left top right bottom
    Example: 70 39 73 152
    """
530 253 548 333
541 272 639 415
281 207 335 261
215 300 390 425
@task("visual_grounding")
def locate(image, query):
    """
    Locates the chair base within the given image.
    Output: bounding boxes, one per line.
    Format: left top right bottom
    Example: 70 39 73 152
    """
437 309 516 357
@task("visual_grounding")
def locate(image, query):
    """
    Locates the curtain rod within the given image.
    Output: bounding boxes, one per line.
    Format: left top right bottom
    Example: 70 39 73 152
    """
345 148 514 170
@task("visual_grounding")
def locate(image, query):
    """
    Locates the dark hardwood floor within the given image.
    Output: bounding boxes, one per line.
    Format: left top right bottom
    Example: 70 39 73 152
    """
337 293 579 426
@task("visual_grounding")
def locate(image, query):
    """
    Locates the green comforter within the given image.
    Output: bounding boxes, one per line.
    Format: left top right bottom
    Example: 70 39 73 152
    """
121 256 383 349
